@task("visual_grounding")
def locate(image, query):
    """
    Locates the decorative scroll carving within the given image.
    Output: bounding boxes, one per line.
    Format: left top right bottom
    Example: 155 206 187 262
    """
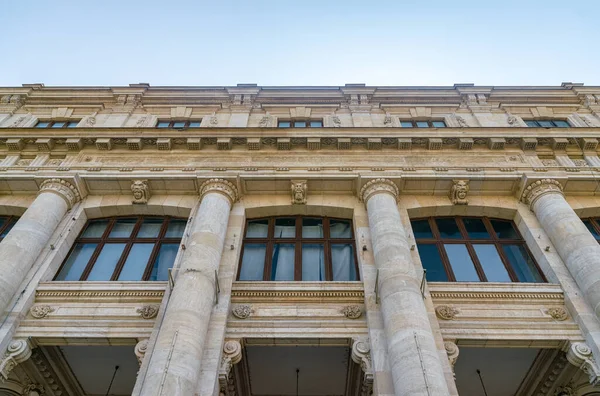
342 305 362 319
351 338 373 396
39 178 81 209
199 178 239 206
383 113 393 127
566 342 600 386
131 180 150 204
546 307 568 321
29 305 55 319
520 179 564 208
219 340 242 396
291 180 307 204
0 340 32 380
134 339 149 366
435 305 460 320
449 180 469 205
331 115 342 127
232 304 253 319
21 381 45 395
359 178 399 203
456 115 469 127
444 341 459 373
136 305 159 319
258 113 272 127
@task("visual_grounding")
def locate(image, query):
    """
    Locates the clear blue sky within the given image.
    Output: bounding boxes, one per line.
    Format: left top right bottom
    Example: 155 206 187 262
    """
1 0 598 87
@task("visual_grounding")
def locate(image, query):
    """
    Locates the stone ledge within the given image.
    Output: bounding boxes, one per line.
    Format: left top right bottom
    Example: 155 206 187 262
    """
231 281 364 303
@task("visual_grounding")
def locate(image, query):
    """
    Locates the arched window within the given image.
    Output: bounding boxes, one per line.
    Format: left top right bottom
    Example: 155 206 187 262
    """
411 217 545 283
0 216 18 242
237 216 359 281
54 216 186 281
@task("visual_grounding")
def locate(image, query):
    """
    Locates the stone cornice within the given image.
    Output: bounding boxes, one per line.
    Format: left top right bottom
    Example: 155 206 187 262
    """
359 178 399 203
199 178 239 205
38 178 81 208
520 178 564 208
231 281 364 303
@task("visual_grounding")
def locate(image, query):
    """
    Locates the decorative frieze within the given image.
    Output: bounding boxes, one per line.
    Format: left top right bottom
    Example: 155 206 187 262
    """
520 179 564 208
39 178 81 208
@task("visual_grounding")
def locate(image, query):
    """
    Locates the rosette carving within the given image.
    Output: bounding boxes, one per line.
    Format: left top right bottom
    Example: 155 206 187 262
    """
39 178 81 209
545 307 568 321
232 304 253 319
435 305 460 320
359 178 399 203
341 305 362 319
199 178 239 206
29 305 55 319
520 179 564 209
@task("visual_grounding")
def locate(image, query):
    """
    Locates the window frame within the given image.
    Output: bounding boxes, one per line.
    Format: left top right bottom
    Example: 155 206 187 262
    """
35 120 79 128
237 216 360 281
412 216 546 283
277 119 324 128
524 119 570 128
54 216 184 281
156 120 202 128
400 120 447 128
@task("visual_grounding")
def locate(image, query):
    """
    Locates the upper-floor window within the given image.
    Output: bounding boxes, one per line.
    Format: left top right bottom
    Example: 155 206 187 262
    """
0 216 18 242
35 121 79 128
411 217 545 283
400 120 446 128
54 216 186 282
237 216 358 281
277 120 323 128
524 120 570 128
582 218 600 240
156 120 201 128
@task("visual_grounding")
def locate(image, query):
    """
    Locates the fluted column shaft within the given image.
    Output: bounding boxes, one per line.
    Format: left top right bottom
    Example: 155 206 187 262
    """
139 179 237 396
361 179 450 396
0 179 79 317
523 179 600 317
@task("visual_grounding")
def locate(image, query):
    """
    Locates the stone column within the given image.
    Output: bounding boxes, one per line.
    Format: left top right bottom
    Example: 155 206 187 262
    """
522 179 600 318
138 179 238 396
360 179 450 396
0 179 80 317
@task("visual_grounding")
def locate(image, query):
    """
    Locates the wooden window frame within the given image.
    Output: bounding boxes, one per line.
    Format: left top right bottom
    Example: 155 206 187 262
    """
53 216 184 281
0 216 18 242
237 216 360 281
35 121 79 128
524 119 571 128
412 216 546 283
156 120 202 128
277 119 324 128
400 120 446 128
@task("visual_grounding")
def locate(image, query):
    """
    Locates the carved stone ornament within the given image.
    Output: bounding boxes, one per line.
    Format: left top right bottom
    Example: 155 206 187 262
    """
39 178 81 209
0 340 32 380
520 179 564 208
131 180 150 204
444 341 459 372
359 178 399 203
546 307 569 321
291 180 307 205
21 381 45 395
342 305 362 319
456 115 469 127
134 339 149 366
351 338 373 396
219 340 243 396
383 113 393 127
331 115 342 127
209 112 219 126
29 305 55 319
507 113 519 126
566 342 600 386
199 178 239 206
81 112 97 127
232 304 253 319
136 304 159 319
449 179 469 205
435 305 460 320
259 113 272 127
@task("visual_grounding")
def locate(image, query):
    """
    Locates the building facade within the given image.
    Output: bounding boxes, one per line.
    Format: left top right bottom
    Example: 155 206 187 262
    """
0 83 600 395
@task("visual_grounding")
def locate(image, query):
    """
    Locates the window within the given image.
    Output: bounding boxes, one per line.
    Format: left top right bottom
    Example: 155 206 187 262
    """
411 217 545 283
238 216 358 281
277 120 323 128
54 216 186 281
524 120 570 128
35 121 79 128
156 120 202 128
0 216 18 242
582 218 600 240
400 120 446 128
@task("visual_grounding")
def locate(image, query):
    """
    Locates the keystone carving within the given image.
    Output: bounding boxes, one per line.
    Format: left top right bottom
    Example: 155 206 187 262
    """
39 178 81 209
520 179 564 208
131 180 150 204
566 342 600 386
359 178 399 203
444 341 459 373
232 304 253 319
546 307 568 321
199 178 239 206
449 180 469 205
351 338 373 396
134 339 149 366
29 305 55 319
0 339 32 380
219 340 243 396
342 305 362 319
435 305 460 320
136 305 159 319
291 180 307 204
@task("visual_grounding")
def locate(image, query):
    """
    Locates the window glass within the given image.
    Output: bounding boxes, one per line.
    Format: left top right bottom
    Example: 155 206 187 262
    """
436 218 462 239
51 122 66 128
400 121 413 128
55 243 98 281
137 218 163 238
157 121 170 128
165 219 186 238
294 121 307 128
189 121 201 128
109 218 137 238
35 122 50 128
172 121 186 128
67 121 79 128
86 243 126 281
473 244 511 282
525 120 538 127
463 218 490 239
302 244 325 281
411 219 433 239
118 243 155 280
271 244 295 280
149 243 179 281
310 120 323 127
416 244 448 281
246 219 269 238
444 244 480 281
278 121 291 128
330 219 352 238
553 120 570 128
538 120 554 128
416 121 429 128
81 220 109 238
583 220 600 239
502 244 544 282
490 220 519 239
331 244 356 281
302 218 323 238
274 218 295 238
0 218 16 238
0 218 6 230
239 243 266 280
432 121 446 128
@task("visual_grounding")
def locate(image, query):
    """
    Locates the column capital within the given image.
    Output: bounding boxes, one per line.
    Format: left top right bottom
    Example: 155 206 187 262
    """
566 342 600 386
39 178 81 209
199 178 239 206
520 178 564 208
0 339 32 380
359 178 399 203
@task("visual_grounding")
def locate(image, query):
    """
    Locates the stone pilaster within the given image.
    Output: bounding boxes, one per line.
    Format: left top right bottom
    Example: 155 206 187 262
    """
360 178 450 396
0 179 79 317
137 178 238 396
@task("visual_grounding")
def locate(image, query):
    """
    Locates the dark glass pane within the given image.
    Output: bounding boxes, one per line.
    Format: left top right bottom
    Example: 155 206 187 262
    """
553 120 570 128
274 218 295 238
137 218 163 238
462 218 490 239
0 218 16 238
435 218 462 239
502 244 544 282
157 121 170 128
81 219 109 238
490 220 519 239
302 218 323 238
165 219 186 238
444 244 480 281
400 121 414 128
86 243 126 280
583 220 600 239
278 121 291 128
55 243 98 281
239 243 266 281
271 243 295 280
411 220 434 239
172 121 186 128
35 122 50 128
473 244 511 282
331 244 356 281
525 120 538 127
416 244 448 281
310 120 323 127
416 121 429 128
51 122 66 128
118 243 154 280
109 218 137 238
246 219 269 238
302 243 325 281
67 121 79 128
538 120 554 128
0 218 6 231
330 219 352 238
188 121 201 128
149 243 179 281
432 121 446 128
294 121 307 128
